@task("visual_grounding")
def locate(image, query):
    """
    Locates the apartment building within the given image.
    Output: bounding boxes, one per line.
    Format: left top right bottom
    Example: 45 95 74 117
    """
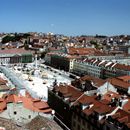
45 53 79 72
72 59 103 78
0 49 33 65
72 58 130 79
48 82 130 130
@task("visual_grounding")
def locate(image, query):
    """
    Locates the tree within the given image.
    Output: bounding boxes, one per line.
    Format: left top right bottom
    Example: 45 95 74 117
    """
23 33 30 38
2 33 31 44
24 40 29 50
90 40 97 45
2 35 14 43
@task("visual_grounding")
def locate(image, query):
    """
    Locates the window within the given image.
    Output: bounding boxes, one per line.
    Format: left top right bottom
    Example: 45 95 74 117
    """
73 113 76 119
73 121 76 127
78 116 81 122
88 124 90 129
28 115 31 119
106 126 110 130
14 111 17 115
82 120 85 126
78 124 80 130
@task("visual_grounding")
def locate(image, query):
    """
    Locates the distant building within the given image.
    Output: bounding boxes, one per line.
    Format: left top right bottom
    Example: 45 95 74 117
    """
0 92 52 123
72 58 130 79
107 77 130 95
45 53 79 72
71 75 117 95
26 115 63 130
67 47 103 56
0 49 33 65
72 59 102 77
48 83 130 130
106 109 130 130
0 77 10 97
0 114 62 130
48 84 82 129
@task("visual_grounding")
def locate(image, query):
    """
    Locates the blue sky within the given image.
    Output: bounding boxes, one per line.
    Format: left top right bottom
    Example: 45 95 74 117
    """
0 0 130 36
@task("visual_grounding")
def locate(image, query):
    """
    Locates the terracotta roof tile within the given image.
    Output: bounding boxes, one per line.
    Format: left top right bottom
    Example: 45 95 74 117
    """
111 109 130 126
78 95 95 105
102 91 121 102
80 75 106 88
54 85 82 102
123 99 130 113
33 101 50 110
22 96 52 113
68 47 102 55
93 104 114 114
100 99 110 105
0 99 7 112
82 100 110 116
0 48 32 54
3 93 52 114
112 112 120 119
127 123 130 128
83 108 93 116
118 116 128 123
107 78 130 90
114 63 130 71
5 94 22 103
118 75 130 82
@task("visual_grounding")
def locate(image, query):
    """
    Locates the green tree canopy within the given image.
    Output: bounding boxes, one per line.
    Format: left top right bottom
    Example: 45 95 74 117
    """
2 33 31 43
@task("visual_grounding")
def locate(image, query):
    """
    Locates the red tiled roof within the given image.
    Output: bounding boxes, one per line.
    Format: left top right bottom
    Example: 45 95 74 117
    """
111 109 130 128
117 75 130 82
0 99 7 113
112 112 120 119
102 91 121 102
68 47 102 55
82 101 100 115
118 116 128 123
55 85 82 102
127 123 130 128
78 95 95 105
0 49 32 54
80 75 106 87
123 99 130 113
22 96 52 113
3 93 52 114
74 92 115 115
5 94 22 103
114 63 130 71
93 104 114 114
33 101 50 110
100 99 110 105
83 108 93 116
82 99 112 116
107 78 130 90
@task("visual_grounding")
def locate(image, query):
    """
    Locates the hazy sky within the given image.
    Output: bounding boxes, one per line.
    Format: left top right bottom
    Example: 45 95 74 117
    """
0 0 130 36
